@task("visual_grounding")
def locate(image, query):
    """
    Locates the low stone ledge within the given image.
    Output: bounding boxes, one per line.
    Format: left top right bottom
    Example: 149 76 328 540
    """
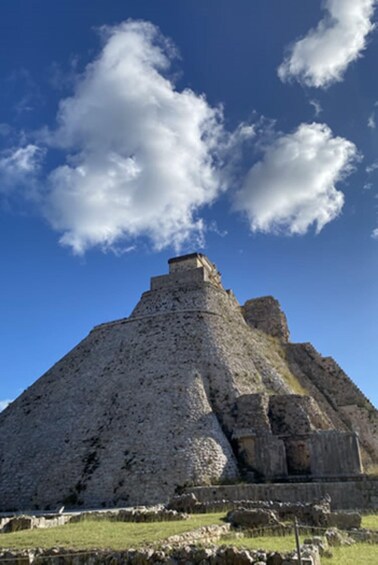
0 544 321 564
0 507 187 534
167 494 361 529
183 478 378 511
344 527 378 543
226 508 282 529
69 507 187 524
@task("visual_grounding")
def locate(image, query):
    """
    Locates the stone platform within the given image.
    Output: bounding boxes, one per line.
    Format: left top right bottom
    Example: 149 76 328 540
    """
184 477 378 511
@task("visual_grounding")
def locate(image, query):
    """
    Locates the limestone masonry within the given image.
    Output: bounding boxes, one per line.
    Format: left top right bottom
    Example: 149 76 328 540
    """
0 253 377 511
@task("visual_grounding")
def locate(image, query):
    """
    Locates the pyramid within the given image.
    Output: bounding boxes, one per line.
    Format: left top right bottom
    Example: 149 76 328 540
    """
0 253 377 511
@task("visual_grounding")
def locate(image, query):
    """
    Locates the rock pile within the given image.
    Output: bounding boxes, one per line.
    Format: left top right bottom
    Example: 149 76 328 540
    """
0 507 187 534
168 494 361 529
0 544 321 564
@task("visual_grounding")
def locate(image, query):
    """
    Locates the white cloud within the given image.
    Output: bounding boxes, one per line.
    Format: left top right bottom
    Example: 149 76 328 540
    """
43 20 229 254
0 144 44 193
278 0 376 88
366 160 378 173
368 112 376 129
309 99 322 117
234 123 358 234
0 399 12 412
372 228 378 239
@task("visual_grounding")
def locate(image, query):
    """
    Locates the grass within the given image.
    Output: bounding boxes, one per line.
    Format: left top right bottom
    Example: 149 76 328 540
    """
219 533 378 565
361 513 378 530
217 533 303 553
226 537 378 565
0 512 377 564
321 544 378 565
0 512 225 551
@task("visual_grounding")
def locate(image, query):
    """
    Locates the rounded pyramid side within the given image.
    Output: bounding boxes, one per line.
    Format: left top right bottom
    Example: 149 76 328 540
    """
0 310 240 511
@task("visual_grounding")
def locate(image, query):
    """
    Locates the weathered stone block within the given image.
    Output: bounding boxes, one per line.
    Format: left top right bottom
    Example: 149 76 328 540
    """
234 432 288 479
309 431 362 476
242 296 289 341
226 508 281 528
234 393 271 433
2 516 32 533
328 511 361 530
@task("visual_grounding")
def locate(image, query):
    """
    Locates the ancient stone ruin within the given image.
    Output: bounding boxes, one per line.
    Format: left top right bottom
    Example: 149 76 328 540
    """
0 253 377 511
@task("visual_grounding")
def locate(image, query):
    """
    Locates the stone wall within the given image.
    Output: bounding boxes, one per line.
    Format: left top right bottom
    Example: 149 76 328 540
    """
309 432 362 477
268 395 331 435
233 393 271 433
0 544 321 565
185 479 378 510
231 393 360 480
242 296 290 342
234 433 288 479
285 343 378 465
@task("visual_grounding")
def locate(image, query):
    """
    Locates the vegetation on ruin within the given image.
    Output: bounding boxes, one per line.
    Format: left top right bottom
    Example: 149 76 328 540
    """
263 334 307 395
365 463 378 476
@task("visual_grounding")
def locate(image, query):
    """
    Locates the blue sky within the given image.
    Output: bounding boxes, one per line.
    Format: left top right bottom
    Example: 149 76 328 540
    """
0 0 377 410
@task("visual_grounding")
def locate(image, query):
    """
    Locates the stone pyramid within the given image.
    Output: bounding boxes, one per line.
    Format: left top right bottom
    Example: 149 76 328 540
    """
0 253 377 511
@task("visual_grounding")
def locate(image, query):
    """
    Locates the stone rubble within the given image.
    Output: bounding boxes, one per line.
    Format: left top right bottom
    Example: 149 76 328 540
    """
0 544 322 564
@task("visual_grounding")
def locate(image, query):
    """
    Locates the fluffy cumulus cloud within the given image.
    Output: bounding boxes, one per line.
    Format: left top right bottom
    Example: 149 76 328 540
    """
0 144 44 193
43 20 228 254
278 0 376 88
234 123 358 235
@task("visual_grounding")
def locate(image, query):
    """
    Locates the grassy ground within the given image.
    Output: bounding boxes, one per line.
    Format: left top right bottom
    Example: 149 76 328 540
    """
0 513 225 551
322 545 378 565
218 515 378 565
217 533 303 553
361 513 378 530
219 536 378 565
0 512 376 564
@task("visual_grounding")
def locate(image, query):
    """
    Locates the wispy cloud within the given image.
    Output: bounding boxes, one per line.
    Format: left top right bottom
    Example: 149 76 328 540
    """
309 99 322 117
368 112 376 129
278 0 377 88
366 160 378 173
0 144 44 193
372 228 378 239
234 122 358 234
